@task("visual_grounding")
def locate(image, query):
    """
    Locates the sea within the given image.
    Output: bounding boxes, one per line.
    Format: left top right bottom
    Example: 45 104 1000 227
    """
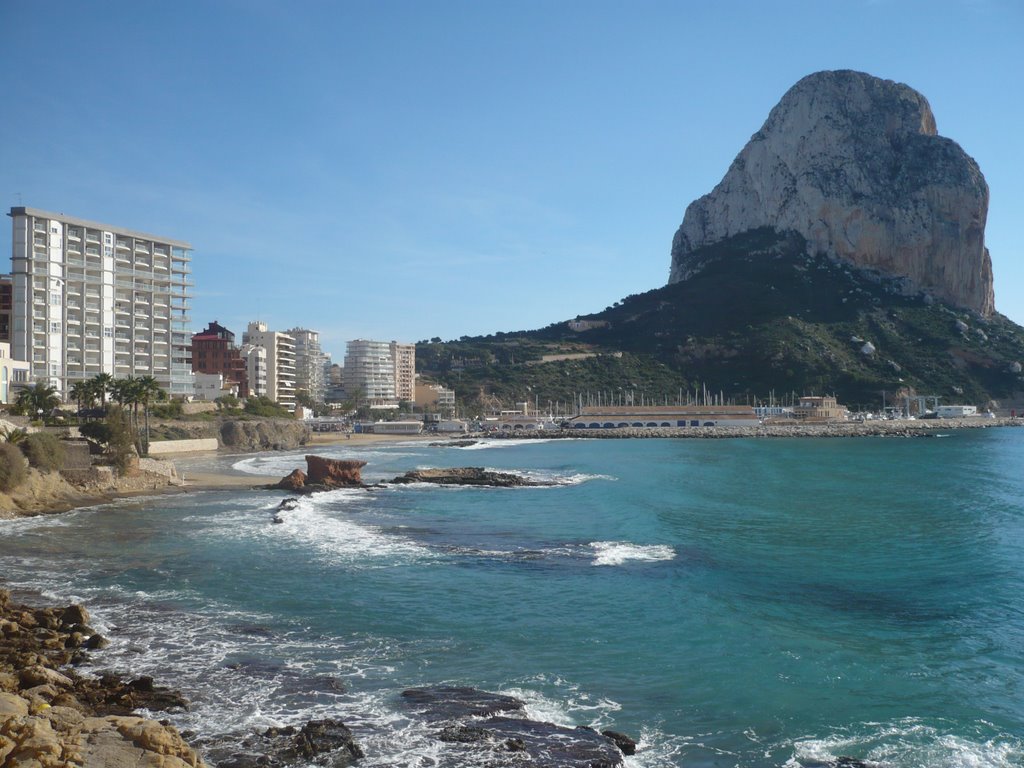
2 430 1024 767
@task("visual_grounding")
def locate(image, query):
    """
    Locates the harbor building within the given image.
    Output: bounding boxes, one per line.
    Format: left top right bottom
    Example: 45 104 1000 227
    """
288 327 327 404
565 405 760 430
191 321 249 397
7 207 193 398
242 321 296 411
792 396 848 422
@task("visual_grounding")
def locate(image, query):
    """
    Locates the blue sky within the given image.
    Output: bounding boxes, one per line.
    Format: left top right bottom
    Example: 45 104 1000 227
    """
2 0 1021 361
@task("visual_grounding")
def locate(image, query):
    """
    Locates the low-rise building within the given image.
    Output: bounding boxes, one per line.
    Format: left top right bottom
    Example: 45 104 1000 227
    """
792 396 848 422
0 341 30 404
936 404 978 418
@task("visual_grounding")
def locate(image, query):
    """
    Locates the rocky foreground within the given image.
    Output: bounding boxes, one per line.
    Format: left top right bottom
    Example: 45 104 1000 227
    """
0 588 203 767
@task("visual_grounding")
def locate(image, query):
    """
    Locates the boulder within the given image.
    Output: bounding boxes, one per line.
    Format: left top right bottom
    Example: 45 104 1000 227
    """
669 70 994 315
304 456 367 487
277 469 307 491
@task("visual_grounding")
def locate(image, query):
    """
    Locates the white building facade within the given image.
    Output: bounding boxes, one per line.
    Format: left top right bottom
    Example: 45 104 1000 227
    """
242 322 296 410
343 340 396 405
7 207 193 398
288 327 327 403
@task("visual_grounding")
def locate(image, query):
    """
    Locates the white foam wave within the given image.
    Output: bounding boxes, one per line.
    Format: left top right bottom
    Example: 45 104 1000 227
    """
501 676 622 730
450 437 561 450
784 718 1024 768
257 491 434 567
517 468 616 486
589 541 676 567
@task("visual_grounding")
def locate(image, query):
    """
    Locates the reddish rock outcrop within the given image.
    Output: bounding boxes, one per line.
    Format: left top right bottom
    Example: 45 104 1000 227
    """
304 456 367 487
277 469 307 491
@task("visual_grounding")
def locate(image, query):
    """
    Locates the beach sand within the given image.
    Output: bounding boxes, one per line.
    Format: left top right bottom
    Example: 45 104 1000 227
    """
176 431 441 490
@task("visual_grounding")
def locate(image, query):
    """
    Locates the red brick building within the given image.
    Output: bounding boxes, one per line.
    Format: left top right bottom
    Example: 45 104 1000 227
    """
191 321 249 397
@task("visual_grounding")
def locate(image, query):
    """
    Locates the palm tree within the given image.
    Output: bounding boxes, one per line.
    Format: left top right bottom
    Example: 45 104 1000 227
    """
0 426 28 444
91 373 114 408
134 376 165 456
68 381 95 413
15 382 60 419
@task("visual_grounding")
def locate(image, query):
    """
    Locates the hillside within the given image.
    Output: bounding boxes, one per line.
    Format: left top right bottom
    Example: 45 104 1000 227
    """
417 229 1024 411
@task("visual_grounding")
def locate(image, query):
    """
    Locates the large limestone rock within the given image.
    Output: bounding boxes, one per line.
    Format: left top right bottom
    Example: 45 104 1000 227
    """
219 419 311 452
669 70 994 315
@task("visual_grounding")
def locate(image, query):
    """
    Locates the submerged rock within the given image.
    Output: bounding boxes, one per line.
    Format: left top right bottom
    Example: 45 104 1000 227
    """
389 467 557 487
213 718 363 768
400 686 634 766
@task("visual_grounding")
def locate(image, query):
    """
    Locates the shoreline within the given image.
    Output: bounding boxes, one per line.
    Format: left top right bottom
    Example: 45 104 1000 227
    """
2 420 1020 519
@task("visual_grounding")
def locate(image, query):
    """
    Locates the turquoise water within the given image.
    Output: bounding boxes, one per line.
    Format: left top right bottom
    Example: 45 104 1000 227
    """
2 431 1024 766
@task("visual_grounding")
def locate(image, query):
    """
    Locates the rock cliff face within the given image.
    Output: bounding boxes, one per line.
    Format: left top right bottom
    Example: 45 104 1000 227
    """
669 70 994 315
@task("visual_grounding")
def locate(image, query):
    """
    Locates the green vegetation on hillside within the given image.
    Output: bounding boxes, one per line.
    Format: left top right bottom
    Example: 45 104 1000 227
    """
418 229 1024 410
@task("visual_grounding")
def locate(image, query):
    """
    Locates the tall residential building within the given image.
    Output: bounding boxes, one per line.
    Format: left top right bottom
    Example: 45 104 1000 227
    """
7 207 193 398
287 327 326 403
343 340 396 405
242 321 296 410
390 341 416 403
192 321 249 397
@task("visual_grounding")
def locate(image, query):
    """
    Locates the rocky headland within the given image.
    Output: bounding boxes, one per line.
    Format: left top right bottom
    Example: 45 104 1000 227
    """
669 69 994 315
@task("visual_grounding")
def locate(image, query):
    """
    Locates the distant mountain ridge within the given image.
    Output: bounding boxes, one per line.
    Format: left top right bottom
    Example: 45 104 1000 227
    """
669 70 994 315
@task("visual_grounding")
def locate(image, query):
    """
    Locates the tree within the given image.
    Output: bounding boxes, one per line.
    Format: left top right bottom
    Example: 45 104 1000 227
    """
91 373 114 407
69 381 96 413
134 376 165 456
14 382 60 418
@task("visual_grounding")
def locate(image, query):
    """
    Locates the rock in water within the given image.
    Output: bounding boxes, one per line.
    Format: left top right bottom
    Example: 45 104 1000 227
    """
668 70 994 315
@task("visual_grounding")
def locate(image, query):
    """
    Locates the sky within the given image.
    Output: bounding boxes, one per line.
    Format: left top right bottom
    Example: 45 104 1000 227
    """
1 0 1021 361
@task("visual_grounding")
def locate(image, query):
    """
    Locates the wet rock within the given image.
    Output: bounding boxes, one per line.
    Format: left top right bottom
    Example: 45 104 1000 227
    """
217 718 363 767
400 686 635 766
602 729 637 755
390 468 558 487
60 604 90 628
401 686 526 719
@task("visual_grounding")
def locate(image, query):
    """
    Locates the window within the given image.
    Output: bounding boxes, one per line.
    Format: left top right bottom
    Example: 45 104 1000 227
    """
50 321 61 333
103 327 114 338
50 292 61 305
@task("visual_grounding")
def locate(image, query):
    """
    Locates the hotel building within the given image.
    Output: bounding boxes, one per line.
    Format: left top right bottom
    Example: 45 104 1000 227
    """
7 207 193 398
192 321 249 397
343 339 396 406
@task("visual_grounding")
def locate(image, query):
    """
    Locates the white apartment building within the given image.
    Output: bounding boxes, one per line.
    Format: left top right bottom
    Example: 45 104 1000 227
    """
7 207 193 398
239 344 268 399
343 339 396 405
288 327 327 403
242 321 296 410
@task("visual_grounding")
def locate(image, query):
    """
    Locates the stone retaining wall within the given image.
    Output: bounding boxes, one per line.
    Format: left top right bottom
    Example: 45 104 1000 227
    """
147 438 219 455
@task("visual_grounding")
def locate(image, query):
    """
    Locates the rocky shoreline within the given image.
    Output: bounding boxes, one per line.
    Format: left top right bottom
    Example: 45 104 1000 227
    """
0 587 205 767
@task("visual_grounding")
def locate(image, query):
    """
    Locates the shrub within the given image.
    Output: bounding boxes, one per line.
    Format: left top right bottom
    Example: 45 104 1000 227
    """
0 443 27 492
20 432 67 472
79 408 136 474
151 400 183 418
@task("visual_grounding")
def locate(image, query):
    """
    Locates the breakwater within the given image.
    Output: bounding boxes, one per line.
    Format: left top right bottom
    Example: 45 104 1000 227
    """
481 418 1023 440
